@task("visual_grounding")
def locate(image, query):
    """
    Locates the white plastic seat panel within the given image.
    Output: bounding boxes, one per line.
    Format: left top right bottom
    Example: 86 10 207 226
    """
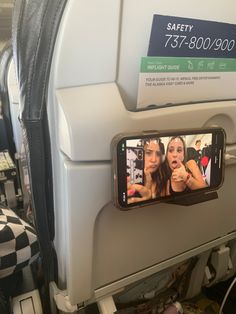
54 0 236 109
47 0 236 306
56 83 236 161
63 160 236 304
54 0 120 89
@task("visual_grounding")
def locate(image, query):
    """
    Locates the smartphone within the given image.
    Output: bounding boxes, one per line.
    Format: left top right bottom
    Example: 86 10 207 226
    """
112 127 225 209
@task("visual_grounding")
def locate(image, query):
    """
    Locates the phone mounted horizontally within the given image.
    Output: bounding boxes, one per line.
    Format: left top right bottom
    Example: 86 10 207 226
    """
112 127 225 210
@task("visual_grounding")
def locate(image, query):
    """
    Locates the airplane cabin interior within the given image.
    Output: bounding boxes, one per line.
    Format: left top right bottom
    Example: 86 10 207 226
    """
0 1 236 314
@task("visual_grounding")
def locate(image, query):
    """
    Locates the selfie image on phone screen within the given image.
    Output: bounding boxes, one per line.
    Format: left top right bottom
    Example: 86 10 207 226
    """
114 128 225 209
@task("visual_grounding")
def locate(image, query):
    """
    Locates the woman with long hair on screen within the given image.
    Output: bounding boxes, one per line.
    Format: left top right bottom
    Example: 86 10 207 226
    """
127 138 168 203
165 136 207 195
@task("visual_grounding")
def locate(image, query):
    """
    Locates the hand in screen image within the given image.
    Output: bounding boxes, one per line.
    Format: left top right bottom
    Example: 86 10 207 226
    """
165 136 207 196
127 138 168 204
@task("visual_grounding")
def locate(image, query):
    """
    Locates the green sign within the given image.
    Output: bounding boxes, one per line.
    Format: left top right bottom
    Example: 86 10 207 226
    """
141 56 236 73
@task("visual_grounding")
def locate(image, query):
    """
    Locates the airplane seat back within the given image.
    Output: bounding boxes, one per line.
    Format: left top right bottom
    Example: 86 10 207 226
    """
0 42 25 209
0 42 16 157
12 0 236 311
12 0 67 287
7 56 33 211
7 58 22 155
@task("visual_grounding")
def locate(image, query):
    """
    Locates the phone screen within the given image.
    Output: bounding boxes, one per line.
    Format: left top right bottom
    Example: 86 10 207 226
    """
113 128 225 209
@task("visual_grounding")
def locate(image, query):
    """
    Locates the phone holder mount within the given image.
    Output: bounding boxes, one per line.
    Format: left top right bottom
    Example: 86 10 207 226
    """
165 191 218 206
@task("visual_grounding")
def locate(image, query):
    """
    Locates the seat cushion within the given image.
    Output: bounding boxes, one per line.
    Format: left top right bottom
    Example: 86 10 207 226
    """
0 206 39 278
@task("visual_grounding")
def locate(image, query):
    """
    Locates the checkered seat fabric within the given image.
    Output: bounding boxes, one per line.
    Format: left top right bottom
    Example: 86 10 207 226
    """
0 206 39 279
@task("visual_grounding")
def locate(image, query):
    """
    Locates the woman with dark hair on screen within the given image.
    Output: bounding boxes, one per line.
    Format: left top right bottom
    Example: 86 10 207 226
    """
127 138 168 203
165 136 207 195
